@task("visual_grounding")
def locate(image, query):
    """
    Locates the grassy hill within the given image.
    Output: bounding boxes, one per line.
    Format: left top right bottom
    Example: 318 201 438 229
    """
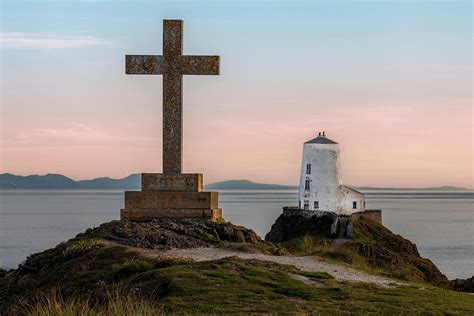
278 218 449 287
1 218 473 314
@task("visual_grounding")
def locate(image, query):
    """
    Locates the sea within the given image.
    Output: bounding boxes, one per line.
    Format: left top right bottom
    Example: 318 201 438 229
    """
0 189 472 279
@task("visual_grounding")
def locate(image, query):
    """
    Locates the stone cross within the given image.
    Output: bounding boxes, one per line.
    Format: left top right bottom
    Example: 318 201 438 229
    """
126 19 220 174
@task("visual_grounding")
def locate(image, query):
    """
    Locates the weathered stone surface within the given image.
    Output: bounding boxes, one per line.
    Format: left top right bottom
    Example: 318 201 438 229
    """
141 173 202 192
121 208 221 221
349 209 382 225
265 207 337 242
126 19 219 174
124 191 218 209
346 209 382 238
93 218 276 251
123 19 222 221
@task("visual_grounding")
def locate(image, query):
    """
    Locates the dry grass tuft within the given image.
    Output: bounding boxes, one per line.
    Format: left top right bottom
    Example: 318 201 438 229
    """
20 289 164 316
300 235 316 254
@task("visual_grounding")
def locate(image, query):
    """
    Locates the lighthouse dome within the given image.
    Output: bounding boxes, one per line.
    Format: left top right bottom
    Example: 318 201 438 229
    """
305 132 338 144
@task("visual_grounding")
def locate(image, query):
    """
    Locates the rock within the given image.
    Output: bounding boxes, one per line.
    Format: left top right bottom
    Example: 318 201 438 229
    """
265 209 450 287
77 217 279 254
451 276 474 293
265 207 337 242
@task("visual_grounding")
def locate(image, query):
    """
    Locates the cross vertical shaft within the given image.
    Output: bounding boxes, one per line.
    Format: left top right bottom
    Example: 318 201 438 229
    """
163 71 183 174
163 20 183 174
125 19 219 175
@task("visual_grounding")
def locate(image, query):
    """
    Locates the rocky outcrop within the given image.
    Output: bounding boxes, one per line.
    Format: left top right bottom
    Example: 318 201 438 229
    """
265 207 337 242
451 276 474 293
348 219 449 287
265 208 450 287
79 218 280 254
265 208 383 242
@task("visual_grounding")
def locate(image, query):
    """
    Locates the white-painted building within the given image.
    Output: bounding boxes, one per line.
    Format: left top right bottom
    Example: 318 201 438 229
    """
298 132 365 215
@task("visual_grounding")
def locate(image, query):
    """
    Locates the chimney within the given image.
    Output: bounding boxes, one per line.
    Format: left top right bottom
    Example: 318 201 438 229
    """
322 131 325 137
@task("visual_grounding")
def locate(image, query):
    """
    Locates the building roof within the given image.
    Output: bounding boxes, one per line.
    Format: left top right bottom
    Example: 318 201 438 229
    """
340 185 364 196
305 133 338 144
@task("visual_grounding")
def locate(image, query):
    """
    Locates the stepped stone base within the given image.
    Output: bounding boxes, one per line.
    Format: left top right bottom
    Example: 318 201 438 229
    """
121 208 222 221
125 191 218 209
142 173 203 192
120 173 222 221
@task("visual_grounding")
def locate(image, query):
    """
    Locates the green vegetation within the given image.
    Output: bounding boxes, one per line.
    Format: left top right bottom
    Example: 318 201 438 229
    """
281 218 450 287
2 218 472 314
7 250 474 315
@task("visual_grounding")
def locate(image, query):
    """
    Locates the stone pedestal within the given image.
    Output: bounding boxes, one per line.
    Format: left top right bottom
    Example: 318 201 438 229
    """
121 173 221 221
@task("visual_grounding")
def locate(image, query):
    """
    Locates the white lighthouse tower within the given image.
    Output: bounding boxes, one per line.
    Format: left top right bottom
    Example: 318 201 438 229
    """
298 132 365 215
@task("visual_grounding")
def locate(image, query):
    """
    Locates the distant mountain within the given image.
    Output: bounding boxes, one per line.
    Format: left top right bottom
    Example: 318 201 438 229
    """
77 174 140 189
0 173 77 189
0 173 471 191
353 186 472 191
205 181 471 191
205 180 297 190
0 173 141 189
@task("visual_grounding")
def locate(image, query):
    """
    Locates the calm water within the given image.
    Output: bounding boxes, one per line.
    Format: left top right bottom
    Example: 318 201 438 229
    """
0 189 472 279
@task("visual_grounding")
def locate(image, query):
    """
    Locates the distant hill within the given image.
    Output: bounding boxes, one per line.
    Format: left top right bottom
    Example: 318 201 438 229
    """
0 173 141 189
205 179 297 190
205 182 471 191
0 173 78 189
77 174 140 189
0 173 471 191
353 186 472 191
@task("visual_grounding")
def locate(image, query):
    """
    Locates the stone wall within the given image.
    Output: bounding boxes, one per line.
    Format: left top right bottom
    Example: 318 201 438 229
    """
345 210 382 238
271 207 382 240
349 209 382 225
265 207 338 242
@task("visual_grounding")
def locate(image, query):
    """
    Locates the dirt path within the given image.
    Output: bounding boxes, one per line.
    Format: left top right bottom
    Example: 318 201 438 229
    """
134 245 402 288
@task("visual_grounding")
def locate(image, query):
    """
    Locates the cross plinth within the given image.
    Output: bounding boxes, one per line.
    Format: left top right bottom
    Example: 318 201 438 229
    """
121 19 222 221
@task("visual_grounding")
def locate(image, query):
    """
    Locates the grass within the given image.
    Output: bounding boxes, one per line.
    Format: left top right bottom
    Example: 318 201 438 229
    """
18 257 474 314
21 289 164 316
152 259 474 314
2 218 472 314
3 241 474 315
281 219 451 287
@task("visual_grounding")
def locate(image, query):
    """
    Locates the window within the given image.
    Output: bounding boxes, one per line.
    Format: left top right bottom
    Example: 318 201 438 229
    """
306 164 311 174
304 201 309 210
304 180 310 191
353 201 357 209
298 200 301 208
314 201 319 209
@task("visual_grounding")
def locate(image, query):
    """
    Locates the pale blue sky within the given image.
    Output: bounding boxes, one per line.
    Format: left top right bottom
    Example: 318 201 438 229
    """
1 0 472 187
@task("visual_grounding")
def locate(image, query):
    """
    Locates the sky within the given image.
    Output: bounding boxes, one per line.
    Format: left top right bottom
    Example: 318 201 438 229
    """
0 0 472 188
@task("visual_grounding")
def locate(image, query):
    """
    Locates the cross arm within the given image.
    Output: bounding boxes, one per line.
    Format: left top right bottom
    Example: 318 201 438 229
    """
179 56 220 75
126 55 165 74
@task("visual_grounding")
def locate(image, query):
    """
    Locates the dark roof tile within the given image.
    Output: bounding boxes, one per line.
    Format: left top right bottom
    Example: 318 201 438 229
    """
305 135 338 144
